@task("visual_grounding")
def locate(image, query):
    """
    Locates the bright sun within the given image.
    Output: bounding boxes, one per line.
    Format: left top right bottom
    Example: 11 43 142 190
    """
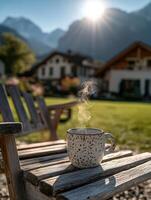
83 0 105 22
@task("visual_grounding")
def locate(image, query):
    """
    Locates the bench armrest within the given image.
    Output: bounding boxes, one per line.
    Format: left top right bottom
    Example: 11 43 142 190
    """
0 122 22 135
47 101 78 110
47 101 78 123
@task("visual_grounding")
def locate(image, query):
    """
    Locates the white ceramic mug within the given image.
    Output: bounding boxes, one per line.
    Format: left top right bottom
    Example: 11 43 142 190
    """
67 128 116 168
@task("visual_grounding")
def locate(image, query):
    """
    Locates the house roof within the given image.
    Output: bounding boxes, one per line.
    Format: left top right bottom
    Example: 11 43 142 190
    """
20 50 94 77
96 41 151 77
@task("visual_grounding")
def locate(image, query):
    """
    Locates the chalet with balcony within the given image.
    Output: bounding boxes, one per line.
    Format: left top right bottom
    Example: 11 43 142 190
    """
97 42 151 97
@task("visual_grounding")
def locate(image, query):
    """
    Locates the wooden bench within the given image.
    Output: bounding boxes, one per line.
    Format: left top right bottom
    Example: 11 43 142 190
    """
0 85 151 200
0 84 78 140
0 83 77 172
0 122 151 200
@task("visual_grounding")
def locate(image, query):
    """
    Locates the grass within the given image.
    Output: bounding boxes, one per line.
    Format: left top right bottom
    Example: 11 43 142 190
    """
15 98 151 152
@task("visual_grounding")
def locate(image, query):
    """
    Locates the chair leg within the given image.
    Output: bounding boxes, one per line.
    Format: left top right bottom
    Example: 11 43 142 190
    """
49 110 62 140
0 135 26 200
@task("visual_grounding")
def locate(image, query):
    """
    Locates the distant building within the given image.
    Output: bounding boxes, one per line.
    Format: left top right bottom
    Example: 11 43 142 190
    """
97 42 151 97
22 51 101 84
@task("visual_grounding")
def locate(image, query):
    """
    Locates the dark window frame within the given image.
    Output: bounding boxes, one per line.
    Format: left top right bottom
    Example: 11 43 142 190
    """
49 67 53 76
41 67 45 76
56 58 60 63
60 66 66 77
147 59 151 67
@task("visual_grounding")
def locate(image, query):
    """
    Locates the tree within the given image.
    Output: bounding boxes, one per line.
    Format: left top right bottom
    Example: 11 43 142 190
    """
0 33 35 75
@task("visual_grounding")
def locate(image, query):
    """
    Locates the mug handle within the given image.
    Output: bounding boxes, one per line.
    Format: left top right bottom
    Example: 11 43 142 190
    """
104 132 116 154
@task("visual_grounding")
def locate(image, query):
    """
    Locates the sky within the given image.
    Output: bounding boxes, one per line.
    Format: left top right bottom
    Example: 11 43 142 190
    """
0 0 151 32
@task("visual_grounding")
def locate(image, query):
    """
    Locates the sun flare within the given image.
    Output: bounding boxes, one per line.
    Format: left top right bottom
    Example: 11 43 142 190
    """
83 0 105 22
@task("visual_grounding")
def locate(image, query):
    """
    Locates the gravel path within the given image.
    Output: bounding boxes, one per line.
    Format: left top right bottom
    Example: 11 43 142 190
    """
0 174 9 200
0 173 151 200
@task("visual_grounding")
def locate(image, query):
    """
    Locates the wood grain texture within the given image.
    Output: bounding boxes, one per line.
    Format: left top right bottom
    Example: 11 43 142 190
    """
47 101 78 110
18 140 66 151
19 144 67 159
37 98 78 141
6 85 31 132
0 84 14 122
0 122 22 135
22 156 69 171
22 92 43 128
40 152 150 196
22 150 132 172
37 96 59 140
25 152 151 187
24 161 74 186
57 160 151 200
25 181 54 200
0 135 26 200
20 153 67 166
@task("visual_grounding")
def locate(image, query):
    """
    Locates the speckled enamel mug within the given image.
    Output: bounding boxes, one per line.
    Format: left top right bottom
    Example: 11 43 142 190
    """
67 128 116 168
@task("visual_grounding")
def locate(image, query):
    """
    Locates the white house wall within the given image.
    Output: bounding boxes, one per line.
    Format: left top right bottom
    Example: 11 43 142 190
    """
37 54 97 82
109 70 151 95
37 55 73 79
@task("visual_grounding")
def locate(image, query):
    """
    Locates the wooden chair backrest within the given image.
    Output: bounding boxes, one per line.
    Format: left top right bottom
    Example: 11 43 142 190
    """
0 84 48 135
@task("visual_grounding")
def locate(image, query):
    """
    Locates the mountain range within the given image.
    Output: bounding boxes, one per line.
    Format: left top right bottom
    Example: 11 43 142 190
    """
1 2 151 60
59 2 151 61
1 17 65 56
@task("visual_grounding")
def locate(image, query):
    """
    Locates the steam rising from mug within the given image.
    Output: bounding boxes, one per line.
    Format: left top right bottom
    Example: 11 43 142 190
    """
78 81 97 127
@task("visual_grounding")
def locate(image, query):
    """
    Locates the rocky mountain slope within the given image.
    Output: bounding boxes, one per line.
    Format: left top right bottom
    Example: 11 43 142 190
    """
58 3 151 61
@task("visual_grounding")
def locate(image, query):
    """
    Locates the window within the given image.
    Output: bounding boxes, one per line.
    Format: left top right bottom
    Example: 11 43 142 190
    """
81 67 86 76
127 66 133 70
80 67 85 76
128 60 135 65
49 67 53 76
128 60 136 70
41 67 45 76
71 66 77 76
56 58 60 63
60 67 66 77
147 59 151 67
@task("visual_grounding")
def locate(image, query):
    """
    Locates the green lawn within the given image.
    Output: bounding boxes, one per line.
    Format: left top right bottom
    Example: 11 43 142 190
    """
18 98 151 152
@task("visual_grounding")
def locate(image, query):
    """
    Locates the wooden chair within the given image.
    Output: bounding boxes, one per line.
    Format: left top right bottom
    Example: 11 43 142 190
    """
0 122 151 200
0 84 78 140
0 84 151 200
0 83 77 173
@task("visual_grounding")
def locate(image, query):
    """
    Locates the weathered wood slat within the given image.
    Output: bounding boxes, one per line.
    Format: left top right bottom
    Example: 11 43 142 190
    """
0 134 26 200
57 160 151 200
24 161 75 186
25 152 151 187
18 140 66 151
22 150 132 172
6 85 31 132
0 144 66 165
20 153 67 166
23 157 69 171
47 101 78 110
37 97 59 140
19 144 67 159
1 143 109 167
39 152 150 196
0 122 22 135
25 181 53 200
0 84 14 122
22 92 44 128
